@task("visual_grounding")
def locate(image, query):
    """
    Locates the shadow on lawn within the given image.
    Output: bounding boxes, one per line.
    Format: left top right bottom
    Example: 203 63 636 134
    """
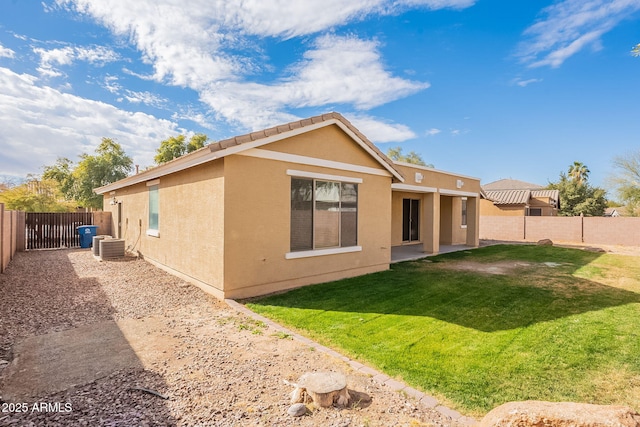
250 245 640 332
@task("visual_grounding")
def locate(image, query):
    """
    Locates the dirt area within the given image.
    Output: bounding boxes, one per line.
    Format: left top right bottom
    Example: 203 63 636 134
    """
432 260 533 275
0 249 471 426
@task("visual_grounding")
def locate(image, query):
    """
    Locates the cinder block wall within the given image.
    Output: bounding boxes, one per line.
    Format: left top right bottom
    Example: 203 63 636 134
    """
479 216 524 240
0 204 23 273
525 217 582 242
583 217 640 246
480 215 640 247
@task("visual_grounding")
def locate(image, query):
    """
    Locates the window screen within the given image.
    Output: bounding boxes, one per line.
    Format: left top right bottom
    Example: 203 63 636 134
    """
290 178 358 252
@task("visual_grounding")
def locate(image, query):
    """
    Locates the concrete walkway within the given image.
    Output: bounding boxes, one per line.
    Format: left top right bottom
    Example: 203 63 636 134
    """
225 299 478 426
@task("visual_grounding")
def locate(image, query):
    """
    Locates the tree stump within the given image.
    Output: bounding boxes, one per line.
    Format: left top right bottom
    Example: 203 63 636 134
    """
287 372 350 407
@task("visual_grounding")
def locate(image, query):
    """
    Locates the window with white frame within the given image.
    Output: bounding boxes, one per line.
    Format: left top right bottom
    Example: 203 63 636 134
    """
290 177 358 252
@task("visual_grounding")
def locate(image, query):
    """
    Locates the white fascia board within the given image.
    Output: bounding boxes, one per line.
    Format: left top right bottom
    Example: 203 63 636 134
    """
95 149 217 194
393 161 480 181
392 183 437 193
439 189 479 197
334 121 404 182
241 149 391 178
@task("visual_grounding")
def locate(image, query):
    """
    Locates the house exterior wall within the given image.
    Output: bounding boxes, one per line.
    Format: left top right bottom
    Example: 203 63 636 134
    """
529 196 558 216
480 199 525 216
221 129 393 299
440 196 453 244
103 161 225 297
440 196 470 245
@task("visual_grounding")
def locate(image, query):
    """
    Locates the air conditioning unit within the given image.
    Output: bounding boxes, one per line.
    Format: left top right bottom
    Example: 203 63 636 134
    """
99 239 125 260
92 235 110 256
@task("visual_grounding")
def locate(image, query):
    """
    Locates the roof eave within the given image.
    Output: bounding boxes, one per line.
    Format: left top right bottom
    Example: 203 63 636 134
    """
95 112 404 194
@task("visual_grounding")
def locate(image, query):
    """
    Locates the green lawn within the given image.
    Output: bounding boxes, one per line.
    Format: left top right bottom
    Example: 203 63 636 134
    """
246 245 640 416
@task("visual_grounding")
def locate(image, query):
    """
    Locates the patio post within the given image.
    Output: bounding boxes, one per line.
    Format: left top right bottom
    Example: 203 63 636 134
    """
422 192 440 254
466 196 479 247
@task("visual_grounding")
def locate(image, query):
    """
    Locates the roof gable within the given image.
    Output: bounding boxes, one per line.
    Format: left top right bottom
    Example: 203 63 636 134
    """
96 112 404 194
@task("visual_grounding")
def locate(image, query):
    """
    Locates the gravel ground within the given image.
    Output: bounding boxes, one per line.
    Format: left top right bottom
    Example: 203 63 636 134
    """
0 249 470 427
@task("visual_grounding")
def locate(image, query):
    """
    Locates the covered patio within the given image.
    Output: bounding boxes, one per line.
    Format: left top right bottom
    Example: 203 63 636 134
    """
391 243 474 263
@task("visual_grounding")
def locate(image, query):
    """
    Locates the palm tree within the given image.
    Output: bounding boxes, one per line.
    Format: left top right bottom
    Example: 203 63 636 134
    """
568 161 590 185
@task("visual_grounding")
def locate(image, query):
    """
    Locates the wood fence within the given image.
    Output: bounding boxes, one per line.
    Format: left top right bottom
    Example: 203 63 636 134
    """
24 212 112 250
25 212 93 249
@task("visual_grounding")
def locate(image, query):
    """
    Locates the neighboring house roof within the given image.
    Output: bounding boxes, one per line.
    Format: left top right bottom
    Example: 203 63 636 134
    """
483 188 560 207
604 207 628 217
484 189 531 205
482 179 544 191
95 112 405 194
531 189 559 199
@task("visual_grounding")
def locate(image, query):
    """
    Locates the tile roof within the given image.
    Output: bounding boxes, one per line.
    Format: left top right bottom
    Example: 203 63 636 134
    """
482 179 544 191
483 188 560 207
531 189 559 199
484 189 531 205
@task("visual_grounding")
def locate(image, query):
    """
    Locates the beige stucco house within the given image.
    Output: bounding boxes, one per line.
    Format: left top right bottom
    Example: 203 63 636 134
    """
96 113 480 299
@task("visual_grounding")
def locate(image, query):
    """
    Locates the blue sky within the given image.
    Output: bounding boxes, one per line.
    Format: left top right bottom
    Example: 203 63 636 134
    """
0 0 639 192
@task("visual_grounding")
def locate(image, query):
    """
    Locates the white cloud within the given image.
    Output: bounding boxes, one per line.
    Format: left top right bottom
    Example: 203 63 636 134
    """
519 0 640 68
0 66 178 175
199 35 428 130
397 0 475 9
123 90 167 108
512 77 543 87
34 45 120 77
346 113 417 143
0 44 15 58
53 0 462 131
426 128 441 136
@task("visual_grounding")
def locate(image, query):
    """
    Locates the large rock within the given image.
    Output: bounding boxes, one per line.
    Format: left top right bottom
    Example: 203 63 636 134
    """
537 239 553 246
480 401 640 427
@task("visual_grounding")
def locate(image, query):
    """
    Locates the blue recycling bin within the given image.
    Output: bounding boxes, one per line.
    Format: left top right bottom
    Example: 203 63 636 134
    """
77 225 99 248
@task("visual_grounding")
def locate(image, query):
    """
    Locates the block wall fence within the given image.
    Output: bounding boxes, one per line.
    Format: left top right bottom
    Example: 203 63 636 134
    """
0 204 25 273
480 215 640 247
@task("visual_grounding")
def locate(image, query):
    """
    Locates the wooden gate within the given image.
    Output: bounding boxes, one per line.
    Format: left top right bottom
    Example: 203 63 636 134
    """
25 212 94 250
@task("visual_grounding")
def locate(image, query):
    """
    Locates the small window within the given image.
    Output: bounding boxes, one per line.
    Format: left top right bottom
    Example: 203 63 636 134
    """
461 198 468 227
148 184 159 235
528 208 542 216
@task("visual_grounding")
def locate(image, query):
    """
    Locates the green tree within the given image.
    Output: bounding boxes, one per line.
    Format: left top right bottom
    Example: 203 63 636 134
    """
0 177 75 212
386 147 433 167
154 133 208 164
42 157 76 199
609 150 640 216
548 171 607 217
71 138 133 209
568 161 590 185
